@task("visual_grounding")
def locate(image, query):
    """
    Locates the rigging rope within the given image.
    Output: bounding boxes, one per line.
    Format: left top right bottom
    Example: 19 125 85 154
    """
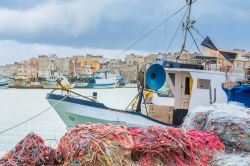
163 12 169 53
166 6 189 53
0 94 69 135
192 26 206 39
188 28 203 55
113 4 189 59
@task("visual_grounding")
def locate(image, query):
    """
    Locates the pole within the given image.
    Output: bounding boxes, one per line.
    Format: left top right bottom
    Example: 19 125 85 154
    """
135 89 143 113
181 0 193 53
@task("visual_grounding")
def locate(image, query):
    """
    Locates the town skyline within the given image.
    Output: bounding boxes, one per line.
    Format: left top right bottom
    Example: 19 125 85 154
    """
1 48 249 84
0 47 249 66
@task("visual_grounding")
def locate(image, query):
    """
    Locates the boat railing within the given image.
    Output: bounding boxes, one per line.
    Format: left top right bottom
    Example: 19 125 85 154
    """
171 58 250 75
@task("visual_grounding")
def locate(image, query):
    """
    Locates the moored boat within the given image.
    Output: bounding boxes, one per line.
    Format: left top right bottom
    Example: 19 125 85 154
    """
46 59 246 128
0 77 14 89
40 76 75 89
75 70 126 88
47 92 171 128
11 77 42 88
0 82 9 89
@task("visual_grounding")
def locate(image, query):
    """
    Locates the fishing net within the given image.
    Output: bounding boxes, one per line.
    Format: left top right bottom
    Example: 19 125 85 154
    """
0 125 228 165
130 126 223 166
213 152 250 166
56 123 134 166
0 133 56 166
182 103 250 152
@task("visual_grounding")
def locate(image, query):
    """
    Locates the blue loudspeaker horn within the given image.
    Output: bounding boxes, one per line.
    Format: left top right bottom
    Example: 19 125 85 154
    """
146 63 166 90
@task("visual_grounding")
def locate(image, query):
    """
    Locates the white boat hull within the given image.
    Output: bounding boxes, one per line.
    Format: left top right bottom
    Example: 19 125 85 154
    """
47 93 169 128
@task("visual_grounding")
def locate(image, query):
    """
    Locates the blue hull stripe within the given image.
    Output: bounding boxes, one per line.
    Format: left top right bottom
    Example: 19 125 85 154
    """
47 93 107 109
46 93 174 126
0 83 8 87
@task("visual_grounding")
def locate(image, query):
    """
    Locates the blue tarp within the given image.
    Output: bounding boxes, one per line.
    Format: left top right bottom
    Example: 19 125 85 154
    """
222 84 250 108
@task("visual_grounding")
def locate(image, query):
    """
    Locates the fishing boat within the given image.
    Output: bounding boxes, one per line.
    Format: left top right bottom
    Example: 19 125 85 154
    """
46 58 246 128
0 77 14 89
40 76 74 89
0 82 9 89
46 0 248 128
76 70 125 88
11 75 42 88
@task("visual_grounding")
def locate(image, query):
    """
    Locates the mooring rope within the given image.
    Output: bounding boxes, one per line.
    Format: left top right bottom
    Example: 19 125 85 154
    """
0 94 69 135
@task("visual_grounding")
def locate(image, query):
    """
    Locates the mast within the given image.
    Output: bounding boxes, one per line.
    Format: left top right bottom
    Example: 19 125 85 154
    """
181 0 193 53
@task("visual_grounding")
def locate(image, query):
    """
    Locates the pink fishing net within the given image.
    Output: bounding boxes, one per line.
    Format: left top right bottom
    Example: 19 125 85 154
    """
0 133 55 166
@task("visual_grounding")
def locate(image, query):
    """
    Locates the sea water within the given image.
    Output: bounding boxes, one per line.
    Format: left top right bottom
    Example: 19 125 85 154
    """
0 88 138 155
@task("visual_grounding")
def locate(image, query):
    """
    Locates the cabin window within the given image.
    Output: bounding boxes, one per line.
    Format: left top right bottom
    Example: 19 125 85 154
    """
197 79 211 89
169 73 175 86
185 77 191 95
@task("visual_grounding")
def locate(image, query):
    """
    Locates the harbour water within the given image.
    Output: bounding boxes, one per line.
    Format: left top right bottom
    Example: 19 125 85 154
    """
0 88 138 155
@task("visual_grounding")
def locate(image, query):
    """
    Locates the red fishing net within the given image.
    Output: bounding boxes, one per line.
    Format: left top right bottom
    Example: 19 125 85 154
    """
56 123 134 165
0 125 224 166
0 133 55 166
130 126 224 166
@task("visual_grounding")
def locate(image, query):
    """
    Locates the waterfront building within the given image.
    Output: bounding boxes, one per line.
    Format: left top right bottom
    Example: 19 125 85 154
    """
55 57 71 76
72 55 101 74
202 47 250 72
3 63 19 76
37 55 56 78
125 54 145 65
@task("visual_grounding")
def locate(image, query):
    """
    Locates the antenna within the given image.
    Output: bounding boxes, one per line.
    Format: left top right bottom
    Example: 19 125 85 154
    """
181 0 194 53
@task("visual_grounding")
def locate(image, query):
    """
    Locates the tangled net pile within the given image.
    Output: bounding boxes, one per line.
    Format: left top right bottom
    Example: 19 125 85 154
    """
182 103 250 152
0 133 55 166
1 124 224 166
57 124 134 165
130 126 224 166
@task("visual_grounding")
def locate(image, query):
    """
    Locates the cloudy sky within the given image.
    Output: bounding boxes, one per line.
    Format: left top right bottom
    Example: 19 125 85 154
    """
0 0 249 65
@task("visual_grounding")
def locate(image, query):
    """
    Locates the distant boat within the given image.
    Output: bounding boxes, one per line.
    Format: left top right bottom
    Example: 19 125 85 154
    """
40 76 75 89
0 82 9 89
11 76 42 88
0 77 14 89
76 70 126 88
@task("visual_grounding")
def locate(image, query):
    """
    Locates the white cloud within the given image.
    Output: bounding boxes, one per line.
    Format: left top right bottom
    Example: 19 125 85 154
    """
0 40 149 65
0 0 248 36
0 0 195 37
0 0 121 36
0 0 249 63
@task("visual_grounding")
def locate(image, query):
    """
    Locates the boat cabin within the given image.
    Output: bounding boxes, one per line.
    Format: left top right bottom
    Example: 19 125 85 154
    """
145 60 246 126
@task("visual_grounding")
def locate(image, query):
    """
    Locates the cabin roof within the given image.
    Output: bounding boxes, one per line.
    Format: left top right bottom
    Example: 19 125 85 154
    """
164 68 243 76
